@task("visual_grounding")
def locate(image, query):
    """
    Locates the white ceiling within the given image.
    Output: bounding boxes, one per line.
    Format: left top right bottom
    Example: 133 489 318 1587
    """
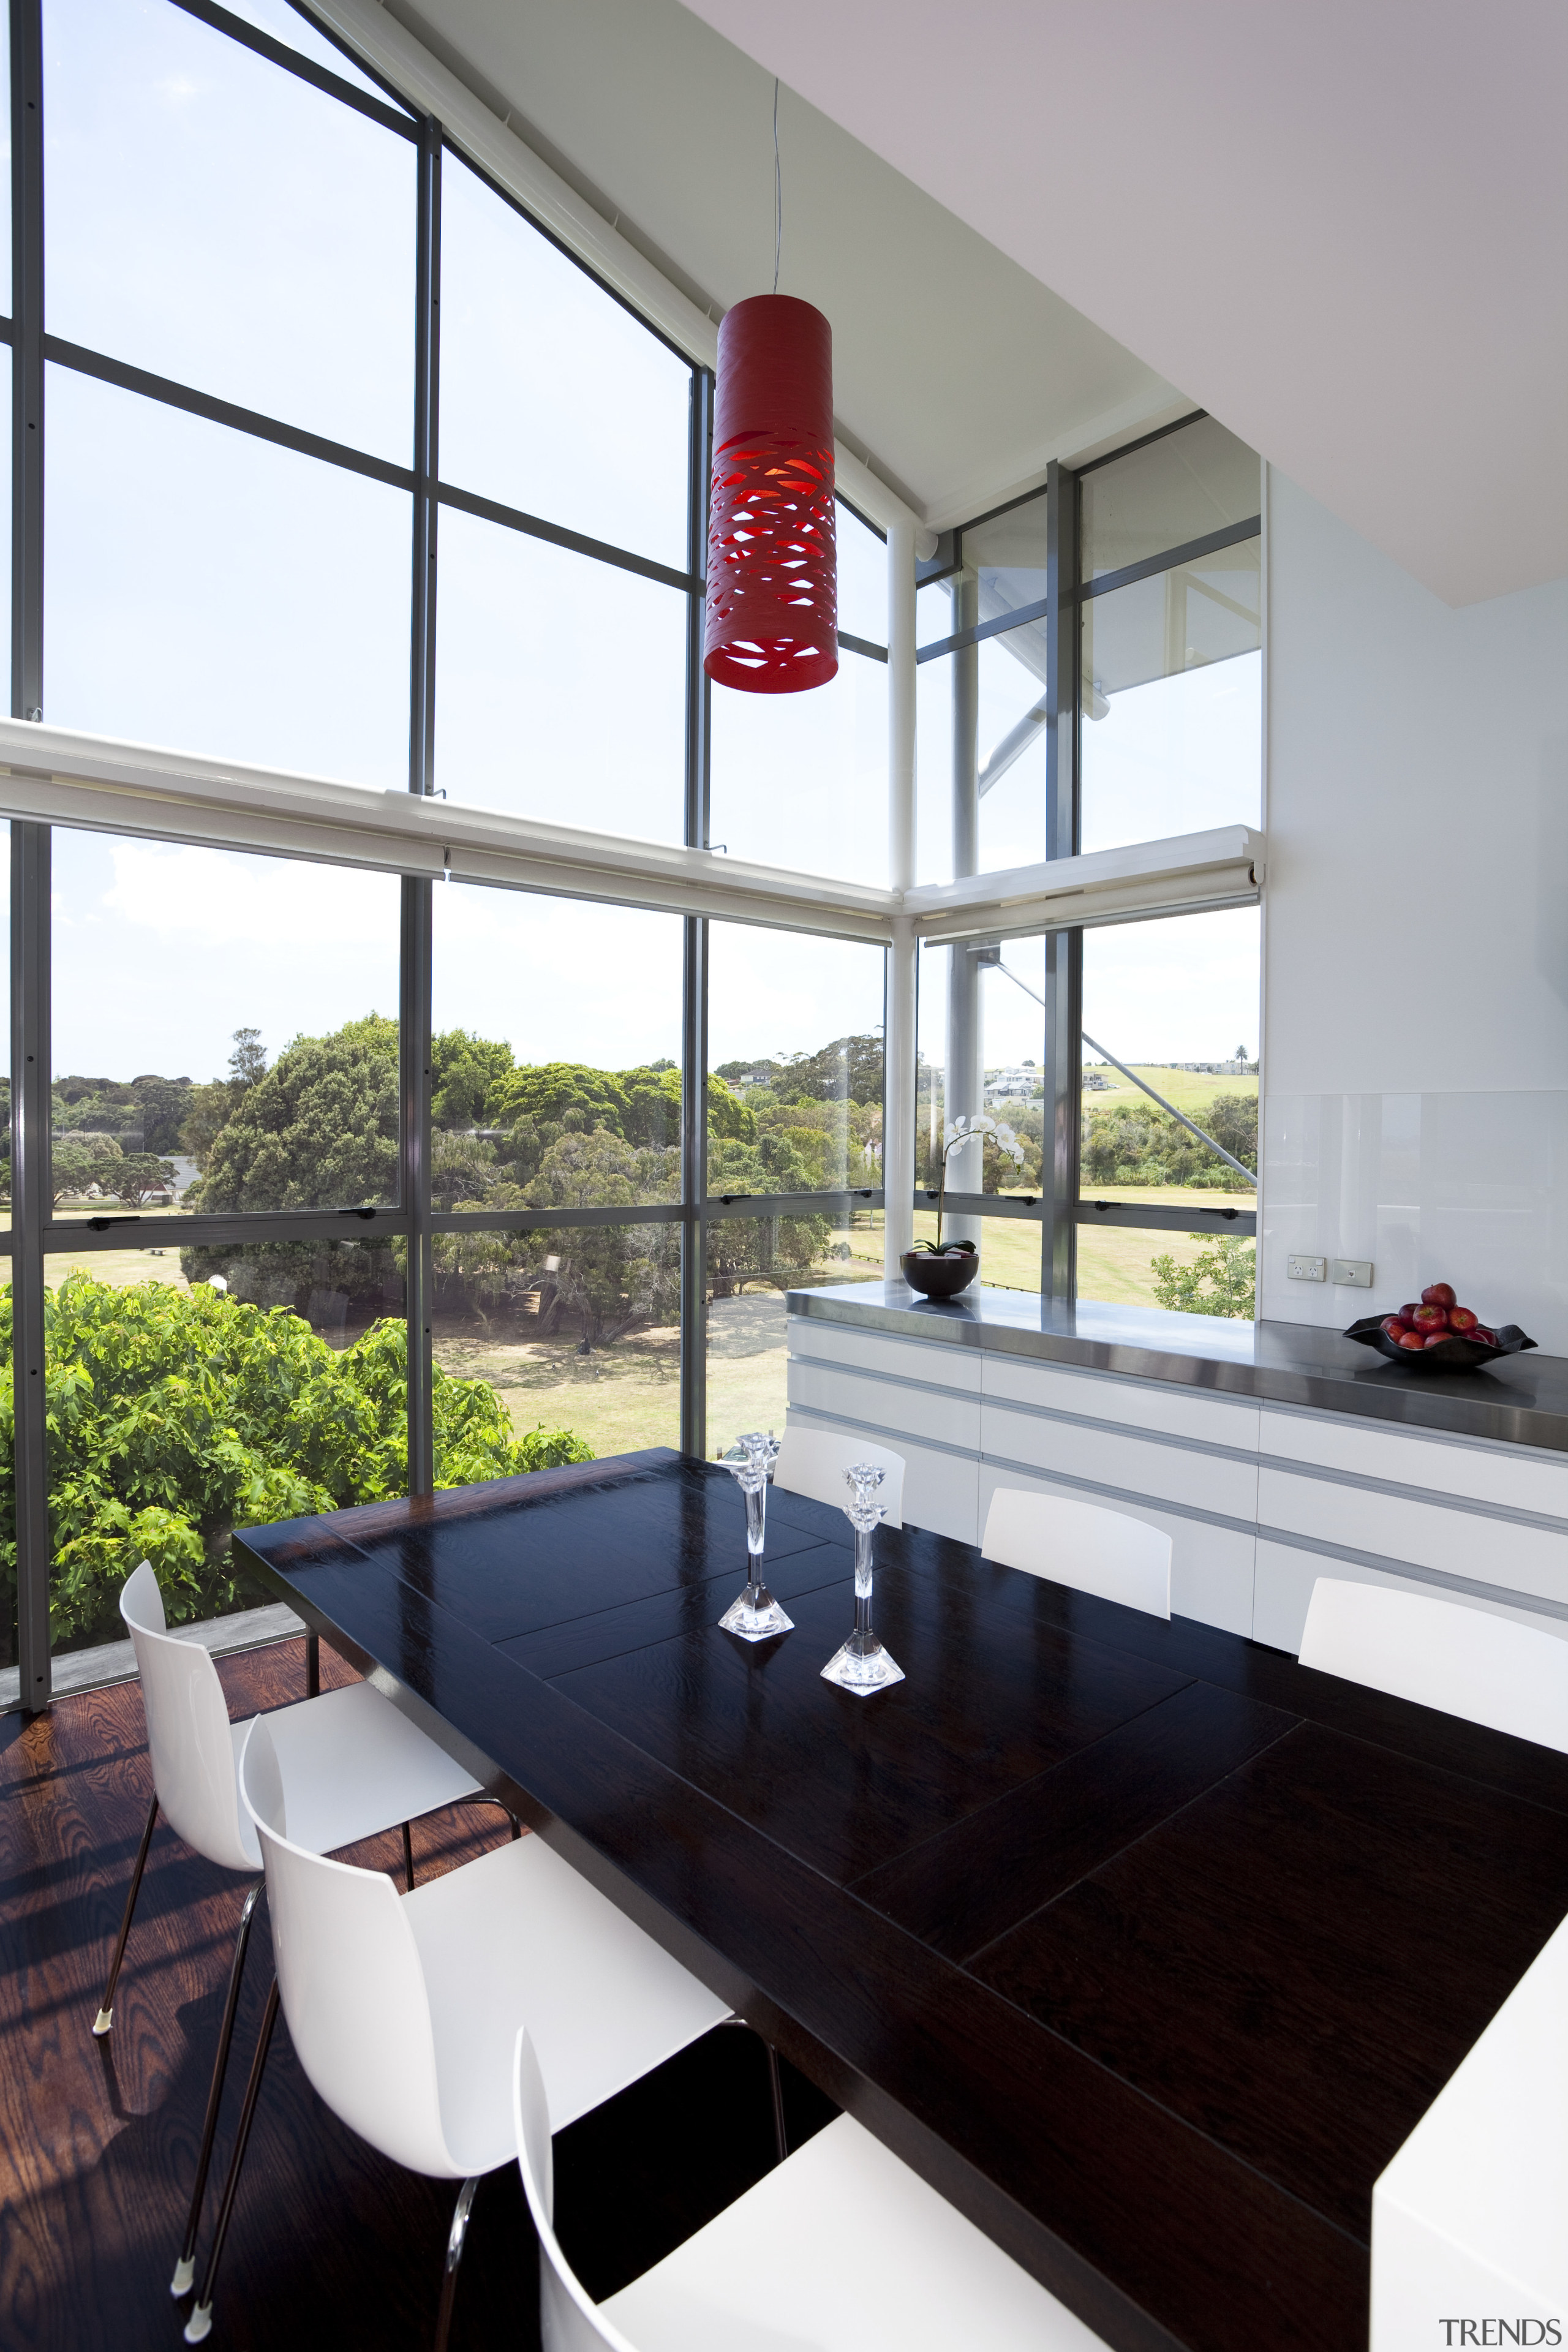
679 0 1568 608
396 0 1185 527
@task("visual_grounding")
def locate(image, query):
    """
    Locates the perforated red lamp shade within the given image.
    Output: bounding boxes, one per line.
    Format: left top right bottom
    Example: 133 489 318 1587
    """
704 293 837 694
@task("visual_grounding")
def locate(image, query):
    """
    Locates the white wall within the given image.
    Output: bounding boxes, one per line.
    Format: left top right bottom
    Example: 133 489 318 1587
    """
1261 472 1568 1348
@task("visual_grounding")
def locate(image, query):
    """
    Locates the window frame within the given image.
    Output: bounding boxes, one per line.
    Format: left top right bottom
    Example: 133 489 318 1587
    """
2 0 892 1708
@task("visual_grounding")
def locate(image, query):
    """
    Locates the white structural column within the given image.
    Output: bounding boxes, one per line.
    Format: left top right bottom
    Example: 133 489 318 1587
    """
883 520 918 1273
944 572 983 1242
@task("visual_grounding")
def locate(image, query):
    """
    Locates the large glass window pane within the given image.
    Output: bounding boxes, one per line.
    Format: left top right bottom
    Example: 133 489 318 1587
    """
835 500 886 644
435 503 686 835
975 618 1050 873
1080 418 1260 581
430 883 684 1217
963 487 1047 624
709 650 887 883
440 149 690 568
1080 542 1261 852
42 1238 408 1670
45 369 411 782
706 1207 881 1450
915 644 951 884
1079 907 1259 1318
45 0 415 461
436 1219 680 1465
0 362 10 703
429 882 682 1467
0 17 11 317
0 826 10 1688
50 831 403 1213
707 926 885 1197
916 936 1047 1204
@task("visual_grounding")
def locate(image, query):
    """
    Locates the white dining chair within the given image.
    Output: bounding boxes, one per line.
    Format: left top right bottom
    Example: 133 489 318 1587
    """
981 1488 1171 1619
98 1559 494 2299
773 1426 907 1528
513 2026 1112 2352
1297 1577 1568 1754
183 1714 733 2349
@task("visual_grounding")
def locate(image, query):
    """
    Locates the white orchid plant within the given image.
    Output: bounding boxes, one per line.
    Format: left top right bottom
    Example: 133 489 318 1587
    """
913 1113 1027 1253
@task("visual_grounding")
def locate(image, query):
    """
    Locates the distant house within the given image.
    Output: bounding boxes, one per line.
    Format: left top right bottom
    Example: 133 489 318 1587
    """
984 1067 1042 1103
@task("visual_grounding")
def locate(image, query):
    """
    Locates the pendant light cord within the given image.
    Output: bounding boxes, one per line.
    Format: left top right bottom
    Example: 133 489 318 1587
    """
772 77 782 295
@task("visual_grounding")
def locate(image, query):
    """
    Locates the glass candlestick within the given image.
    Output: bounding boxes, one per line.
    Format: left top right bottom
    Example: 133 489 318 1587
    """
821 1463 904 1695
717 1431 793 1642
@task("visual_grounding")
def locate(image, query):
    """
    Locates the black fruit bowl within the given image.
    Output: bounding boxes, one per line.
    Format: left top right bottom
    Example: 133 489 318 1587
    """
901 1246 979 1300
1344 1315 1536 1373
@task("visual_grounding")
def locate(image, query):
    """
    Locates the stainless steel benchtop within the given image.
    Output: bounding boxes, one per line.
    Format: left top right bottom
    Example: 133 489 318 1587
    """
785 1283 1568 1455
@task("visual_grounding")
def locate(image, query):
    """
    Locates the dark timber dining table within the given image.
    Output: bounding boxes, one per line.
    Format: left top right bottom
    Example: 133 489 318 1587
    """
236 1448 1568 2352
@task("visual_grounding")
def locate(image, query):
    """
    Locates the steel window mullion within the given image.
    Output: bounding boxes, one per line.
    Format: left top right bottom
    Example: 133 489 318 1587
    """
435 478 696 595
164 0 416 138
11 823 49 1710
401 877 434 1493
703 1191 883 1223
409 117 440 797
1081 516 1262 604
1041 459 1082 1307
1078 1203 1257 1235
42 1212 414 1250
429 1203 685 1235
679 915 708 1460
41 336 415 491
12 0 43 720
679 364 712 1462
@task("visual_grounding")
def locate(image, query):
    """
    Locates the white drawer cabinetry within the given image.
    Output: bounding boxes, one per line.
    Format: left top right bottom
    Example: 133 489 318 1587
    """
785 1315 1568 1651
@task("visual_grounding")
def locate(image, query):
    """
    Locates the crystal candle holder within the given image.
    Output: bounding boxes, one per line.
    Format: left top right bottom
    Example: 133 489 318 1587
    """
717 1432 793 1642
821 1462 904 1695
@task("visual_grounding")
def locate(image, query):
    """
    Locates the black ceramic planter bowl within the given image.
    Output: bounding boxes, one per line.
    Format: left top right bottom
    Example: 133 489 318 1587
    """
902 1246 979 1300
1344 1314 1536 1374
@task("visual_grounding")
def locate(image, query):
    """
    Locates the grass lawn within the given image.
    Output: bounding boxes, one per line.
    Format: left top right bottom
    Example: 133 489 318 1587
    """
45 1243 190 1291
1082 1068 1257 1114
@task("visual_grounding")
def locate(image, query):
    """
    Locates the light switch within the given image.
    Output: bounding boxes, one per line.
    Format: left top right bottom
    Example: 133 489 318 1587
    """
1287 1255 1327 1282
1333 1259 1374 1287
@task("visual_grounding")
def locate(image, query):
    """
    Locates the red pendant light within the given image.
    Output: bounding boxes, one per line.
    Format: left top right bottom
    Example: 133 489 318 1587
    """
704 293 837 695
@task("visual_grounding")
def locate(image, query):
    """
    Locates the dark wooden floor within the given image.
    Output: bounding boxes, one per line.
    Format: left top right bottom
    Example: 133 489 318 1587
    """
0 1637 832 2352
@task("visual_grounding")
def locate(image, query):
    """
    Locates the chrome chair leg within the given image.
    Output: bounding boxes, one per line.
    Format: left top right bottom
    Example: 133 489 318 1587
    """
183 1976 281 2346
94 1792 159 2037
170 1881 263 2297
433 2175 481 2352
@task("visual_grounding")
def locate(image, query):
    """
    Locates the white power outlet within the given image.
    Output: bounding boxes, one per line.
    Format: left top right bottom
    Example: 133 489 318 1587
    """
1287 1255 1327 1282
1333 1259 1374 1287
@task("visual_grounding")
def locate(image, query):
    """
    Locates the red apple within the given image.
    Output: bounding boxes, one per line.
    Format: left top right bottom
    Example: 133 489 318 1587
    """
1471 1327 1497 1347
1381 1316 1406 1339
1399 1303 1421 1322
1447 1306 1479 1334
1397 1329 1427 1351
1411 1303 1449 1332
1421 1282 1457 1309
1423 1332 1453 1349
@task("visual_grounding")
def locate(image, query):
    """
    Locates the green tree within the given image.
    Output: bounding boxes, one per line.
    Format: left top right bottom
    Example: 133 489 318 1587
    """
431 1027 515 1129
1082 1092 1256 1190
181 1027 271 1170
0 1273 592 1651
131 1076 194 1157
97 1153 179 1207
50 1136 121 1204
487 1062 631 1139
1150 1236 1256 1318
194 1013 398 1211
